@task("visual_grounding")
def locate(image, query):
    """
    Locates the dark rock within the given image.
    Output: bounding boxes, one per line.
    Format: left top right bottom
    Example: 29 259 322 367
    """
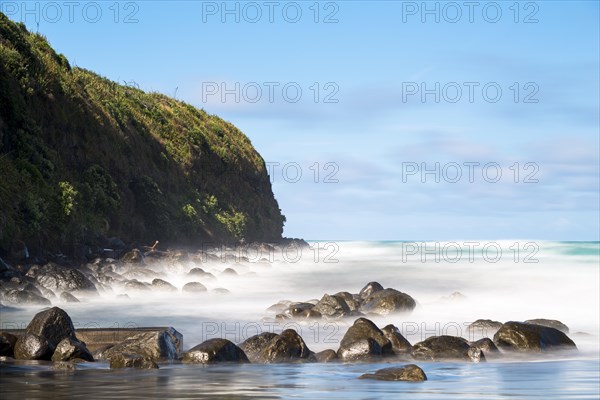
334 291 361 312
358 281 384 301
109 353 158 369
51 337 94 362
266 300 292 314
288 302 315 317
297 309 322 319
359 364 427 382
471 338 500 355
239 332 279 363
412 336 484 362
182 282 207 293
258 329 312 363
14 333 52 360
3 289 51 305
95 328 181 361
59 292 80 303
28 263 97 294
315 349 338 362
525 319 570 334
222 268 237 276
183 338 249 363
25 307 76 348
313 294 351 318
493 321 577 352
187 268 216 280
467 319 503 337
52 361 77 370
121 249 144 264
0 332 18 357
124 280 151 292
381 324 412 355
360 288 416 315
337 318 393 361
151 278 177 292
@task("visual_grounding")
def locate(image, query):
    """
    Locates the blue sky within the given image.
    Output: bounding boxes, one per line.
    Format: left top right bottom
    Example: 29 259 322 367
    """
3 0 599 240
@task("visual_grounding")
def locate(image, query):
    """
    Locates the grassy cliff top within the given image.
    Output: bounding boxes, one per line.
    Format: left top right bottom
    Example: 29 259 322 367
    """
0 13 285 257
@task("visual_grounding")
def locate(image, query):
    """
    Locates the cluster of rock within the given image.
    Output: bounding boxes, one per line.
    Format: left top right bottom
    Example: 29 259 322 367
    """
0 306 578 383
267 282 417 320
0 247 254 306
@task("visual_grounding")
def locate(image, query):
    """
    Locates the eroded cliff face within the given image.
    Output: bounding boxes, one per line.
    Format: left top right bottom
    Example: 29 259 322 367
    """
0 13 285 256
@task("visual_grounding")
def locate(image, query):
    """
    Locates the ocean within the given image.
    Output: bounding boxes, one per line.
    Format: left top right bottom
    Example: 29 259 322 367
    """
1 241 599 399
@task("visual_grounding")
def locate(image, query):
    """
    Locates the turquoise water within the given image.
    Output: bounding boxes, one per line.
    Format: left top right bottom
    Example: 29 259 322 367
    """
1 241 599 399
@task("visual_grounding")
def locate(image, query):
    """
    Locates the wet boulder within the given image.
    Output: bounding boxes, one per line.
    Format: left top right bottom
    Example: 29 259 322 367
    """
109 353 158 369
257 329 312 363
182 282 207 293
124 280 151 292
333 292 361 312
51 337 94 362
337 318 393 361
14 333 52 360
359 364 427 382
183 339 249 363
381 324 412 355
28 263 97 295
525 319 569 334
493 321 576 352
358 281 384 301
412 335 484 362
312 294 351 318
360 288 416 315
287 302 315 317
471 338 500 356
59 292 80 303
187 268 216 280
95 328 182 361
121 249 144 264
3 289 51 305
467 319 503 337
25 307 76 348
151 278 177 292
315 349 338 363
0 332 18 357
239 332 279 363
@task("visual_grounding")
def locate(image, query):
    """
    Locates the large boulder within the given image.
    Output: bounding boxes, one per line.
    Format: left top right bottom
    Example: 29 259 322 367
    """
2 289 51 305
253 329 312 363
151 278 177 292
95 328 182 361
14 333 52 360
287 302 316 317
360 288 416 315
109 353 158 369
25 307 76 348
333 292 361 312
28 263 97 295
312 294 351 318
493 321 576 352
358 282 384 301
467 319 503 337
182 282 207 293
239 332 279 363
359 364 427 382
121 249 144 264
337 318 393 361
183 339 249 363
0 332 18 357
381 324 412 355
524 319 569 334
315 349 338 363
471 338 500 356
412 336 484 362
51 337 94 362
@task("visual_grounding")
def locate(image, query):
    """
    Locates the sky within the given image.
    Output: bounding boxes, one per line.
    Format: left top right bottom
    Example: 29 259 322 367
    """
2 0 599 240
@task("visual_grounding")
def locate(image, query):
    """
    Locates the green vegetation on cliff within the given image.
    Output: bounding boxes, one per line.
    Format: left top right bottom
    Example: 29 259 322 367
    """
0 14 285 255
